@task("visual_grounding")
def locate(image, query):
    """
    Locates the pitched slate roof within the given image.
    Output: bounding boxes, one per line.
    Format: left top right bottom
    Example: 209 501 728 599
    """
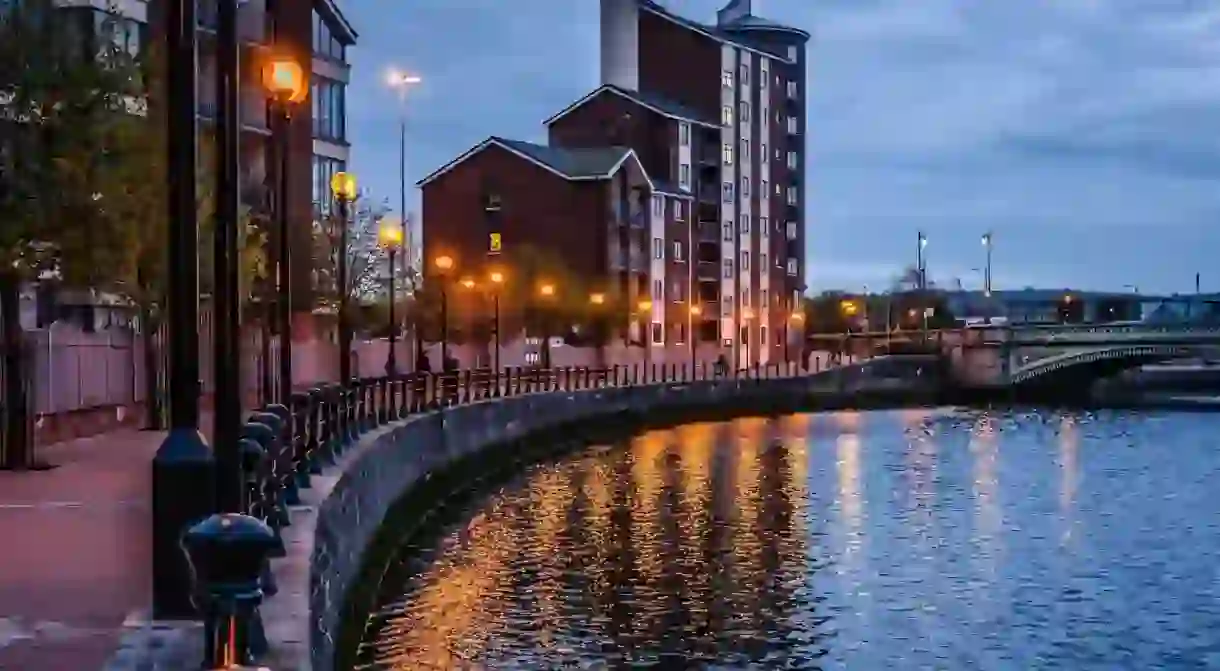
638 1 808 60
494 138 633 179
543 84 720 128
416 136 653 189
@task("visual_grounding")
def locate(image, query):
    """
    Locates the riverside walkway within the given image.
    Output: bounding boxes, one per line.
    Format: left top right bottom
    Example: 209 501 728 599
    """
0 357 918 669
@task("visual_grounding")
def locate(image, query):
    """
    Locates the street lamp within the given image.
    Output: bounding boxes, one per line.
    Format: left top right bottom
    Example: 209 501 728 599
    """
489 271 505 376
917 231 929 336
637 299 653 371
742 307 754 371
378 220 404 374
981 232 993 297
386 69 422 274
262 53 306 403
538 283 556 368
331 171 357 382
434 255 454 367
785 311 803 365
689 305 701 372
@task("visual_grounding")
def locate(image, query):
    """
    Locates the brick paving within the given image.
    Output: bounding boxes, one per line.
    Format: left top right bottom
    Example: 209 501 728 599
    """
0 429 198 670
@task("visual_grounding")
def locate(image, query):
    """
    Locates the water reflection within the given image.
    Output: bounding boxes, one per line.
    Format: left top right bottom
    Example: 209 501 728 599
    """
358 409 1220 670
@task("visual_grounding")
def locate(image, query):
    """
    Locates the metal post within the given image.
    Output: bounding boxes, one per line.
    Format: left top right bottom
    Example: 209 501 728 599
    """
386 246 397 374
492 292 500 386
275 101 293 404
440 283 449 365
337 199 352 382
152 0 213 618
214 0 243 514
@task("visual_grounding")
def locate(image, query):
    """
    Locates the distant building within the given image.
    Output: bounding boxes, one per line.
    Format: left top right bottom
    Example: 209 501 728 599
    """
418 0 809 366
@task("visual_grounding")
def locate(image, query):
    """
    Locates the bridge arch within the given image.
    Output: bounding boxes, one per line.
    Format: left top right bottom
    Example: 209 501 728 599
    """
1009 344 1210 388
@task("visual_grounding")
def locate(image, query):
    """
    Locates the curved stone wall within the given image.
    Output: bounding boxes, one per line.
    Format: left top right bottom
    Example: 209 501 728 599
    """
258 375 938 670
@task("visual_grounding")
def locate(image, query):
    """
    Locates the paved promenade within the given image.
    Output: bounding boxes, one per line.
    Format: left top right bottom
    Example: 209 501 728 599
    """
0 429 191 670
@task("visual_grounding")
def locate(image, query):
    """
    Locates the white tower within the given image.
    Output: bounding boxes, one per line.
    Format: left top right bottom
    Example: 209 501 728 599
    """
600 0 639 89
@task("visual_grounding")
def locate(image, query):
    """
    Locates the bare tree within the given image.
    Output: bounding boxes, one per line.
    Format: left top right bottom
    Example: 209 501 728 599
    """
312 193 416 312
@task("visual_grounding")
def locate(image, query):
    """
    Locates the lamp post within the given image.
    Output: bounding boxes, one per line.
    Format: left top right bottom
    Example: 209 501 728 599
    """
981 231 993 297
378 221 404 374
434 255 454 366
689 305 701 373
789 311 804 370
331 172 357 382
917 231 929 337
152 0 212 618
262 54 306 403
490 271 504 375
386 70 421 275
539 283 556 369
212 0 243 514
742 307 754 372
637 299 653 373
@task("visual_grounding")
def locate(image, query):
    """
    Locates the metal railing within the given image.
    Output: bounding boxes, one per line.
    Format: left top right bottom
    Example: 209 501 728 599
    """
178 359 831 665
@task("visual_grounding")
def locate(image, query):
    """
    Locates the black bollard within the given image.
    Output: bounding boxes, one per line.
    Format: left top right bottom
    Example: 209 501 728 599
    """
263 403 296 506
182 513 280 669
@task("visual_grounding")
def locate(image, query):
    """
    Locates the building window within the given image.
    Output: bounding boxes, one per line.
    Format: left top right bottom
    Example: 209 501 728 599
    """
312 155 346 215
787 151 798 169
653 238 664 259
741 251 749 270
672 280 684 302
743 291 751 307
787 221 798 239
775 182 781 195
760 252 767 268
739 213 750 234
524 351 540 365
760 66 768 86
675 323 686 345
761 326 769 347
722 105 733 125
741 178 750 198
739 100 750 122
678 122 690 146
653 279 663 300
787 45 798 61
787 258 798 276
741 138 749 159
787 116 798 134
722 143 733 165
722 182 734 203
761 106 768 123
313 10 346 61
652 195 663 216
760 216 768 236
679 164 690 187
723 223 733 241
652 322 664 345
312 78 346 142
761 289 769 306
740 63 750 86
786 187 798 205
673 200 684 220
673 240 684 261
787 80 799 98
722 70 733 88
760 179 767 195
723 259 733 278
761 142 767 158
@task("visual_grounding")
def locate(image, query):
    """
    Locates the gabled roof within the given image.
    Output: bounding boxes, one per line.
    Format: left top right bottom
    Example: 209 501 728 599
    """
544 84 720 129
638 1 807 62
416 136 654 189
314 0 358 45
652 180 693 198
720 14 812 40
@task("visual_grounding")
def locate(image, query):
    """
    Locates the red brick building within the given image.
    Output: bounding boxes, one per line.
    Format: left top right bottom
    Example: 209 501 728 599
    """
418 0 808 366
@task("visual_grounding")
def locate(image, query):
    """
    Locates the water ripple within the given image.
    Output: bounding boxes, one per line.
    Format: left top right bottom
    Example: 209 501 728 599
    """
355 408 1220 670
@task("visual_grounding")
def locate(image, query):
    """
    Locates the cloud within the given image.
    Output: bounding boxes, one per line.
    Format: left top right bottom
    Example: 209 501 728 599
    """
344 0 1220 295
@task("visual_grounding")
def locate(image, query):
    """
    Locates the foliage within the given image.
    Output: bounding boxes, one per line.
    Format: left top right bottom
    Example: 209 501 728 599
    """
0 0 146 287
313 194 416 311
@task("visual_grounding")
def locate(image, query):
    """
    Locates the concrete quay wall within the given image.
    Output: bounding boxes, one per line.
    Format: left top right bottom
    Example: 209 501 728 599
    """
261 374 942 670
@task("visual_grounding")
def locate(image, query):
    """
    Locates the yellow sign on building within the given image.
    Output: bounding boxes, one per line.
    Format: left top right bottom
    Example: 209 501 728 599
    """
489 232 502 253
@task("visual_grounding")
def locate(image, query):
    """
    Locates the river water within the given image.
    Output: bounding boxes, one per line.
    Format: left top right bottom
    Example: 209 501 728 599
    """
355 408 1220 670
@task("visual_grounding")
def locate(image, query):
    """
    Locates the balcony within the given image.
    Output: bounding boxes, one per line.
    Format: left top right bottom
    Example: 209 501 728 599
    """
697 223 720 243
697 260 720 281
697 145 719 166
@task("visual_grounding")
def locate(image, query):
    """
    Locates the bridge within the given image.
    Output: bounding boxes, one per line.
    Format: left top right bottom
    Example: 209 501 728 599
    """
947 322 1220 391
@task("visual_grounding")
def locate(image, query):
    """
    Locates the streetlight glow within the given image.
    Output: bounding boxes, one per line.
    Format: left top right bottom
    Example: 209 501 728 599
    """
262 56 306 103
489 271 504 284
460 277 475 289
689 305 701 316
330 172 357 201
377 219 403 249
589 292 605 305
434 255 453 272
386 69 423 88
637 299 652 312
539 283 555 297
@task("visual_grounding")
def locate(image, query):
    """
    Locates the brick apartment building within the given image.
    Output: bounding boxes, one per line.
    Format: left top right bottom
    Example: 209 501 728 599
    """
418 0 808 366
51 0 356 320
